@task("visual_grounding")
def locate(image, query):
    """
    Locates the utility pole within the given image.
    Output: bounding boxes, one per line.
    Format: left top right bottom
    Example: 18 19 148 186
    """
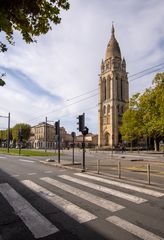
82 134 85 171
71 132 75 165
55 120 60 163
45 116 47 152
77 113 89 172
7 112 10 153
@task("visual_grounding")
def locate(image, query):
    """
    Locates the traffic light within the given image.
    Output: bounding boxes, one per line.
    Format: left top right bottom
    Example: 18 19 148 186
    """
55 121 60 135
77 113 85 132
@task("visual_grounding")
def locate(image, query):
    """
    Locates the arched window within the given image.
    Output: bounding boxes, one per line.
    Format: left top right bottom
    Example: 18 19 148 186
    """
104 79 106 100
121 79 123 100
103 105 106 115
107 104 110 114
116 76 119 99
107 75 111 99
105 132 110 146
102 78 106 101
117 105 119 113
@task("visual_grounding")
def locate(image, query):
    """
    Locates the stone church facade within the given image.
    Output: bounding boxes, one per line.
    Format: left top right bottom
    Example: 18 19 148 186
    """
98 25 129 147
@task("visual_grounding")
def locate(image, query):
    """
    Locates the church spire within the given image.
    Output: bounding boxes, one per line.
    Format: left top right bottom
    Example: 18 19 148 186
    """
105 24 121 60
111 22 115 36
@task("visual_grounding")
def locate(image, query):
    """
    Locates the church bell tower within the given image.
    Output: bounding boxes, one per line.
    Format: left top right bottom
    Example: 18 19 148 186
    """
98 25 129 147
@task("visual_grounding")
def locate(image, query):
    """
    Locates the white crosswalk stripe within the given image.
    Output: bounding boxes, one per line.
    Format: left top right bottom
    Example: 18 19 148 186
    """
0 183 58 238
107 216 164 240
1 173 163 240
59 175 147 204
22 179 97 223
19 159 34 163
41 177 124 212
75 173 164 197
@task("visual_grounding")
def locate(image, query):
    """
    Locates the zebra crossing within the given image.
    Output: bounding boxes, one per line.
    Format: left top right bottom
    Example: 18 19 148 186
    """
0 172 164 239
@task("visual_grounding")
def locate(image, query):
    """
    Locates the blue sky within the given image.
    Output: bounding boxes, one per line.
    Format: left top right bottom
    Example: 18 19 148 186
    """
0 0 164 134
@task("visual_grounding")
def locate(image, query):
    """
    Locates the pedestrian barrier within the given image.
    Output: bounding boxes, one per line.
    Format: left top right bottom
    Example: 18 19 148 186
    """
93 159 164 186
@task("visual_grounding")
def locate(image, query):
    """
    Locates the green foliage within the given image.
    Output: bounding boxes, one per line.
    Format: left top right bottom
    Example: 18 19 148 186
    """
0 129 8 140
0 0 70 52
120 108 143 142
0 0 70 86
12 123 31 142
0 73 6 86
120 72 164 146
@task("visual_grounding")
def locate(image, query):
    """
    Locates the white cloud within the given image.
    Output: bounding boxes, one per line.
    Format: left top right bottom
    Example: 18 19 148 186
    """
0 0 164 133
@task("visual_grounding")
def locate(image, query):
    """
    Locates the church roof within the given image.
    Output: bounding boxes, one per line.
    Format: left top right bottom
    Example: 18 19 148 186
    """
105 25 121 59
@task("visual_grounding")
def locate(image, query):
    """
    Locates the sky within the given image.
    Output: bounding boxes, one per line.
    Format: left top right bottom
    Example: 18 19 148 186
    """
0 0 164 134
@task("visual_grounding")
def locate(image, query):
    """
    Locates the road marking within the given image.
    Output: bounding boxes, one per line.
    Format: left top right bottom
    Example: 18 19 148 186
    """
0 156 7 159
107 216 164 240
22 180 96 223
75 173 164 197
19 159 34 163
27 173 37 175
0 183 58 238
59 175 147 204
44 171 53 174
41 177 124 212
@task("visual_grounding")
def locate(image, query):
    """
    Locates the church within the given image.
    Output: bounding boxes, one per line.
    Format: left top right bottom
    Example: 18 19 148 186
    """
98 25 129 147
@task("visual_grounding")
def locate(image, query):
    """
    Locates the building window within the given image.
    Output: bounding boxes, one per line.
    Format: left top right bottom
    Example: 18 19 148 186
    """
103 105 106 115
121 79 123 100
104 79 106 100
107 76 111 99
107 104 110 114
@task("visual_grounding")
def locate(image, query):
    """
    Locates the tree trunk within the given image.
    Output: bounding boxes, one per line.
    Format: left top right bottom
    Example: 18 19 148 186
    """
154 139 160 151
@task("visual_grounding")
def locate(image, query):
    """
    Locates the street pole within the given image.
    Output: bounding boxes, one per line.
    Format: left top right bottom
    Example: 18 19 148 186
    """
45 116 47 152
7 112 10 153
147 164 150 185
58 120 60 164
82 134 85 172
19 127 22 156
71 132 75 165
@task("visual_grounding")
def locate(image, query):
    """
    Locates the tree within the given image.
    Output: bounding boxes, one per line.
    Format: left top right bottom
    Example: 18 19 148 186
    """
120 72 164 151
0 73 6 86
0 129 8 141
0 0 70 85
12 123 31 143
139 73 164 150
120 93 143 143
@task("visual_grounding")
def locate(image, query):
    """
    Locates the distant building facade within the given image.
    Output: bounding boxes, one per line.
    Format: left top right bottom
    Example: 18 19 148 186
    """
98 25 129 147
29 122 98 149
75 134 98 148
30 122 55 149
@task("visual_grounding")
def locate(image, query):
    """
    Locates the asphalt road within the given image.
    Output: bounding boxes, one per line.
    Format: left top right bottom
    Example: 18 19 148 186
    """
0 154 164 240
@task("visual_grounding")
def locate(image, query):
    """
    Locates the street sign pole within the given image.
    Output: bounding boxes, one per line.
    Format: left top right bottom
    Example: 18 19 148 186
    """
82 134 85 172
7 112 10 153
71 132 75 165
58 120 60 164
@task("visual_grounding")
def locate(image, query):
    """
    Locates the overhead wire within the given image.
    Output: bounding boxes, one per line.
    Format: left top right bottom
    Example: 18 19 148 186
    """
6 62 164 126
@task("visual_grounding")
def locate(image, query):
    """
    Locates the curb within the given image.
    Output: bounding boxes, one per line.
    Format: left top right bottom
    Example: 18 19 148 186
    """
39 160 83 172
